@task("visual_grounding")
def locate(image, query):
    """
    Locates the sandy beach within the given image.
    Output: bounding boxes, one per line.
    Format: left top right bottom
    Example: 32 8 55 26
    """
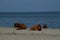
0 27 60 40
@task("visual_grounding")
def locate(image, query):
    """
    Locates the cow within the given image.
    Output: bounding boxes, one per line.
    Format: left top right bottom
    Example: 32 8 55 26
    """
43 24 48 29
30 24 42 31
14 23 27 30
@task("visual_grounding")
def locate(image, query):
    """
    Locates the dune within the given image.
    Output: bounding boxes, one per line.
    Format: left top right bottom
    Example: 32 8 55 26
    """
0 27 60 40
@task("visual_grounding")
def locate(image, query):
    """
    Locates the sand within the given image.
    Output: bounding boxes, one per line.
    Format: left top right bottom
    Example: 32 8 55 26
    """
0 27 60 40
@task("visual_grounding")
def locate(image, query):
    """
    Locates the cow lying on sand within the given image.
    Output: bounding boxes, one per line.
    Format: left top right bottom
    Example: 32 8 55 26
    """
43 24 48 29
14 23 27 30
30 24 42 31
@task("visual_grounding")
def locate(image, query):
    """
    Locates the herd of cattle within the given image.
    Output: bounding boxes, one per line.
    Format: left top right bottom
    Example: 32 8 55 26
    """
14 23 48 31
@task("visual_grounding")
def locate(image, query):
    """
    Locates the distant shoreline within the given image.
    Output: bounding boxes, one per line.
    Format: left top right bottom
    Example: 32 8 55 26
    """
0 11 60 12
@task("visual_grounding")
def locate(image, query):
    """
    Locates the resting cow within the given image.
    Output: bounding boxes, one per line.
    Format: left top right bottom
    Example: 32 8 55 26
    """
30 24 42 31
14 23 27 30
43 24 48 29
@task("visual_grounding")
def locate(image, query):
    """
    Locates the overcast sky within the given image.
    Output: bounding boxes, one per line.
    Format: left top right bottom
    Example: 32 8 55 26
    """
0 0 60 12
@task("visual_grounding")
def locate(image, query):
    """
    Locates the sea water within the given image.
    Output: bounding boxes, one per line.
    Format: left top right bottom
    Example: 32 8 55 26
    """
0 12 60 28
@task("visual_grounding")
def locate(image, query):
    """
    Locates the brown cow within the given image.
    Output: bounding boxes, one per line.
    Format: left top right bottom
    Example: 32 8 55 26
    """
43 24 48 29
30 24 42 31
14 23 27 30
